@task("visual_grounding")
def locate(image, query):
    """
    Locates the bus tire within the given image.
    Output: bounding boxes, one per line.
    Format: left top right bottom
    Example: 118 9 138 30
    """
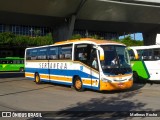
133 71 139 83
19 67 24 72
35 73 41 84
73 76 84 92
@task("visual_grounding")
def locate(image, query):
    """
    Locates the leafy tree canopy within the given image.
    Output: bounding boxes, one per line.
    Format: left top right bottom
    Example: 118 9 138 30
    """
113 35 143 46
0 32 143 47
0 32 53 47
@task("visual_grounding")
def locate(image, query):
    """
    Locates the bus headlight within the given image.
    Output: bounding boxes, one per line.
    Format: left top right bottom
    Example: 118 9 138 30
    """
101 78 112 83
129 76 133 81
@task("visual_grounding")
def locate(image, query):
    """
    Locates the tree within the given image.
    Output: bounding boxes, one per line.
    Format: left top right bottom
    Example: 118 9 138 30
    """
0 32 53 47
34 29 41 37
114 35 143 46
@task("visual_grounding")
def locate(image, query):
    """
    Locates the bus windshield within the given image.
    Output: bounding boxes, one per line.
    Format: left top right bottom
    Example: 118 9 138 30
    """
100 45 131 75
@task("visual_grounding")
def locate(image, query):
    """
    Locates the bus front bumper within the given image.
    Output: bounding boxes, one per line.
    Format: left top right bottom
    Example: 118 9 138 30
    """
100 80 133 91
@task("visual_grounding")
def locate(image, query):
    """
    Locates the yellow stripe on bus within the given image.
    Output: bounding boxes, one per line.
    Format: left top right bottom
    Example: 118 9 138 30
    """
40 74 49 79
25 73 34 77
82 78 92 85
50 75 72 82
25 72 95 85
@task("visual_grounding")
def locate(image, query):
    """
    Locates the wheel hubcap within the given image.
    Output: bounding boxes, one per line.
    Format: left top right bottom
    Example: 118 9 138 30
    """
36 76 39 82
75 79 81 89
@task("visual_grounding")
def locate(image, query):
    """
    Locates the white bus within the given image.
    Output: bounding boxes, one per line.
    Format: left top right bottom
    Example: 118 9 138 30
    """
129 45 160 81
25 38 133 91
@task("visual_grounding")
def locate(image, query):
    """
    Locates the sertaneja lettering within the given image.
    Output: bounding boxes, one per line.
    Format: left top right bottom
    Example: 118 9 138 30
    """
60 63 63 69
40 62 68 69
42 63 44 68
57 63 59 69
49 63 52 69
40 63 48 68
39 63 41 68
64 63 67 69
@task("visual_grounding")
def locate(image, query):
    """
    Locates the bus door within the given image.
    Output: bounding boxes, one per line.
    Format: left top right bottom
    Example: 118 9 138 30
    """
75 44 100 89
90 48 100 89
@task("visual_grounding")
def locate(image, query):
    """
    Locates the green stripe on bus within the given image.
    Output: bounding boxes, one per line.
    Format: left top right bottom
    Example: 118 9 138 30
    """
131 60 150 80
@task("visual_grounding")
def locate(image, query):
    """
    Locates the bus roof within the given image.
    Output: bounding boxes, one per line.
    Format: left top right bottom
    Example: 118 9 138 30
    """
54 38 125 46
25 38 126 50
129 45 160 50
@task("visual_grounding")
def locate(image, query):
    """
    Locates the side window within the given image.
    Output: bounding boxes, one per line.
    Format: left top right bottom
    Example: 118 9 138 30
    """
37 48 48 60
18 60 24 64
13 60 22 64
153 48 160 60
59 45 72 60
31 50 38 60
75 44 89 61
1 60 8 64
49 47 58 60
16 60 21 64
128 49 135 60
8 60 13 64
26 50 31 60
0 60 14 64
26 49 37 60
13 60 17 64
137 49 153 60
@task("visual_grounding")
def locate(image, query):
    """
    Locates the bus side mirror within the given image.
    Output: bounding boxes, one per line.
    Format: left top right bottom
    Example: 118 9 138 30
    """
99 52 104 61
135 54 139 60
93 46 104 61
99 48 104 61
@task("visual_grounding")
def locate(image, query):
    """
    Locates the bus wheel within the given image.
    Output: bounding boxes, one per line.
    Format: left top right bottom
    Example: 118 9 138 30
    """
73 76 84 92
35 73 41 84
19 67 24 72
133 72 139 83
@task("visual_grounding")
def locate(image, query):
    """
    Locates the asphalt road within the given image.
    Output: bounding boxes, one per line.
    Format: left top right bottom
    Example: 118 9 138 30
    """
0 74 160 119
0 72 24 78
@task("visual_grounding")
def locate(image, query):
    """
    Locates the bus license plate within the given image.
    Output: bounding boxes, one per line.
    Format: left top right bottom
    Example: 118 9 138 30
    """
118 83 124 87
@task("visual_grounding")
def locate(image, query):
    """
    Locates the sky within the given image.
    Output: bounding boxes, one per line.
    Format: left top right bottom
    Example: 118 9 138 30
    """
119 33 143 40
